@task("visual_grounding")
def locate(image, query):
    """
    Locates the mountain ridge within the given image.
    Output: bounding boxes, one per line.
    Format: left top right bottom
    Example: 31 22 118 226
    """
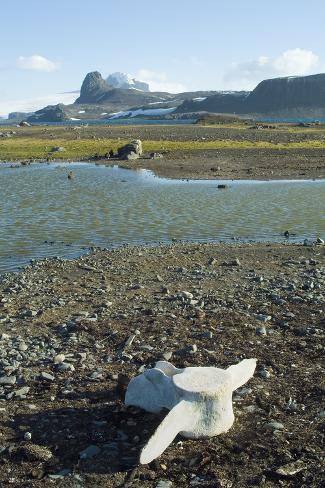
18 71 325 123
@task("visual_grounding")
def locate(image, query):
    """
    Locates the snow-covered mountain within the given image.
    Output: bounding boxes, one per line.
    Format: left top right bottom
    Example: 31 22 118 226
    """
106 72 150 92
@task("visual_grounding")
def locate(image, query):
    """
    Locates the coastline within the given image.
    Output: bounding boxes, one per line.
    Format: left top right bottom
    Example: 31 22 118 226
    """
2 148 325 181
0 241 324 485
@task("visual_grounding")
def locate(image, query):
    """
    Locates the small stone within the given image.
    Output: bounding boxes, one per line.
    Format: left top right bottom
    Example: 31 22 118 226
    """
40 372 55 381
162 351 173 361
79 444 101 459
0 376 16 385
256 326 267 336
264 421 284 430
180 291 193 300
316 237 324 245
275 460 306 476
15 386 30 399
58 362 75 372
25 309 37 317
24 432 32 441
19 444 53 461
156 481 173 488
18 343 28 352
259 368 271 379
256 314 272 322
125 335 136 348
53 354 65 364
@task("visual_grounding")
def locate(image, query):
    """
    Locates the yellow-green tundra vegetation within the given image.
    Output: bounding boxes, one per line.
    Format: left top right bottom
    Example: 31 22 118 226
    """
1 123 325 161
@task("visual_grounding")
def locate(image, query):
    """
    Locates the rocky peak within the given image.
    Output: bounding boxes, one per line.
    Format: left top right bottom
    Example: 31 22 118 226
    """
76 71 110 104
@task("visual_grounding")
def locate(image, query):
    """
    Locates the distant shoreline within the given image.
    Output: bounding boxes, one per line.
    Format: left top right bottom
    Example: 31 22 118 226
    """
1 123 325 180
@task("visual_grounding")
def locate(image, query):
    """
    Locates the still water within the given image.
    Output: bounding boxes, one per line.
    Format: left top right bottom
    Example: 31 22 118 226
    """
0 162 324 273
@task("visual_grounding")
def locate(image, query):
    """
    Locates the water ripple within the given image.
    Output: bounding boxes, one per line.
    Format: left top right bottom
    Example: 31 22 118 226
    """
0 163 324 272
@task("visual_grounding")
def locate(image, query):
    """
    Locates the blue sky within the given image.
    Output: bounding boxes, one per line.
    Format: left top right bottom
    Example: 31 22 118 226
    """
1 0 325 115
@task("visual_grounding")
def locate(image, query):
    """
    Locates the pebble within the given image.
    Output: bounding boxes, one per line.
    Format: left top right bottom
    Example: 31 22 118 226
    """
79 444 101 459
264 421 284 430
256 314 272 322
58 362 75 372
180 291 193 300
156 481 173 488
53 354 65 364
23 432 32 441
0 376 16 385
15 386 30 399
162 351 173 361
40 372 55 381
275 460 306 476
19 444 53 461
256 326 267 336
259 368 271 379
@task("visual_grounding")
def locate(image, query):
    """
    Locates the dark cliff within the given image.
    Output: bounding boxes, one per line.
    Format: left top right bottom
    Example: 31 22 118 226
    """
176 73 325 116
245 73 325 113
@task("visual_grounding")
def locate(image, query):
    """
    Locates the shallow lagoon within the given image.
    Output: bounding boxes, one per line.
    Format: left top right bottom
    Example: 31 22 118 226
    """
0 162 324 272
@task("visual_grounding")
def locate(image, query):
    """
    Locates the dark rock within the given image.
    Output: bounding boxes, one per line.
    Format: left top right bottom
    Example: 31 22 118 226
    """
50 146 65 153
176 73 325 116
18 444 53 462
27 104 68 123
118 140 142 160
76 71 111 104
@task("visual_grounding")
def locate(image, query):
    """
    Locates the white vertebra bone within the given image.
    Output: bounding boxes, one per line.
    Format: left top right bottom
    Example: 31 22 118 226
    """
125 358 256 464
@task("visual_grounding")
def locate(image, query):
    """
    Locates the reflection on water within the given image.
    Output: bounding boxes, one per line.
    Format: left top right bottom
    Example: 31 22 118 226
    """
0 162 324 272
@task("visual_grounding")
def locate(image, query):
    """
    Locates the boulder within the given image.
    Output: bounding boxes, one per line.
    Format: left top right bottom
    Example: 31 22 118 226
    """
50 146 65 153
117 140 142 160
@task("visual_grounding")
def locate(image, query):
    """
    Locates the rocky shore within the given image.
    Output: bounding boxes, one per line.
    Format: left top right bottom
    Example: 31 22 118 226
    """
116 147 325 180
0 242 324 487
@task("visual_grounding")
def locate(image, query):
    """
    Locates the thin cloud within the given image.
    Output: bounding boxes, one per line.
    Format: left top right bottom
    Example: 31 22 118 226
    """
0 92 79 118
223 48 320 90
17 55 60 72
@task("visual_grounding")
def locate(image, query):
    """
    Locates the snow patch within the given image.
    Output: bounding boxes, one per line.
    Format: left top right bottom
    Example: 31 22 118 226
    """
109 107 176 119
78 110 85 114
192 97 207 102
70 117 80 120
107 72 149 91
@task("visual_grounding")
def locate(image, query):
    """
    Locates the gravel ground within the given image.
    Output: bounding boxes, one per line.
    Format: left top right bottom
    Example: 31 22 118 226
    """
2 124 325 180
115 148 325 180
0 242 324 487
